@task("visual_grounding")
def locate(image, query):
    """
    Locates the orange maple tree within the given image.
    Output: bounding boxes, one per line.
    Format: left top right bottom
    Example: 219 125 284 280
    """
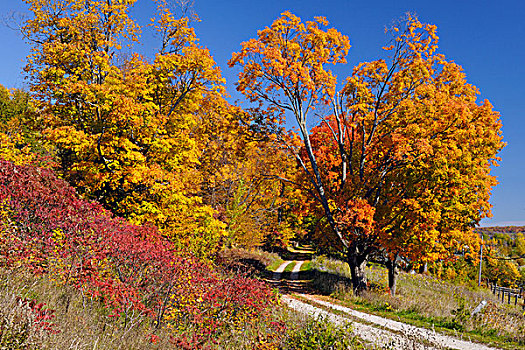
231 12 504 293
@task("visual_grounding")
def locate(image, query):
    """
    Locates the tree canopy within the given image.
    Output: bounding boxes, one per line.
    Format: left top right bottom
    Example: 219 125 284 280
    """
0 3 505 294
18 0 298 259
230 12 504 293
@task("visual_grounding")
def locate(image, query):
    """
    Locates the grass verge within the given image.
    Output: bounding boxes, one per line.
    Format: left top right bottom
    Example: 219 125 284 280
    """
284 261 296 273
310 255 525 350
266 258 286 272
300 261 312 272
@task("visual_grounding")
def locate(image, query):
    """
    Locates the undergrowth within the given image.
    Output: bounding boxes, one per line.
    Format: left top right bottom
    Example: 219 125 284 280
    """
0 267 368 349
312 255 525 348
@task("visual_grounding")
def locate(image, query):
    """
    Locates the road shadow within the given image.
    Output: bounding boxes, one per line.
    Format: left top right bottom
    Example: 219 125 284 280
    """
222 247 353 296
268 268 353 296
266 246 315 262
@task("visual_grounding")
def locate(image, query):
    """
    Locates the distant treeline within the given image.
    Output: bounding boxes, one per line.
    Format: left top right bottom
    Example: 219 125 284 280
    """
476 226 525 236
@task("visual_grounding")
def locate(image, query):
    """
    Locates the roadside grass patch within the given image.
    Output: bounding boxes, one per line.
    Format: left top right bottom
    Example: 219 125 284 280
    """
300 261 312 272
220 247 282 268
311 255 351 276
287 245 315 255
266 258 286 272
311 255 525 349
284 261 296 273
285 316 360 350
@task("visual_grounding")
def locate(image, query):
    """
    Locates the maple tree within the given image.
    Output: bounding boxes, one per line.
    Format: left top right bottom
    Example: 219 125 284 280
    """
20 0 232 258
229 10 350 247
19 0 294 256
314 15 503 294
230 12 504 294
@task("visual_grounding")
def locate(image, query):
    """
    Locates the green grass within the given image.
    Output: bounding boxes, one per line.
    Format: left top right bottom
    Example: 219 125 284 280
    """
311 255 351 276
283 261 296 273
318 293 522 350
266 258 285 272
300 261 312 272
310 256 525 350
220 247 282 267
287 245 315 254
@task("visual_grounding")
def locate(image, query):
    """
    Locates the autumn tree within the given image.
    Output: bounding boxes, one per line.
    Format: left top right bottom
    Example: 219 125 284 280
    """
218 137 303 248
20 0 295 257
229 10 350 249
311 16 503 294
0 85 32 164
230 12 503 294
195 100 304 248
516 233 525 265
20 0 231 259
0 84 52 166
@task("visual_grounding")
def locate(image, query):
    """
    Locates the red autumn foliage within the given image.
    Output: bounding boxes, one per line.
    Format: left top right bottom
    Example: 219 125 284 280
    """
0 159 277 341
16 297 59 334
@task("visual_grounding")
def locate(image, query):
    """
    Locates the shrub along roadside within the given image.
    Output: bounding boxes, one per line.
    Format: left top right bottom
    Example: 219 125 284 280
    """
0 160 279 347
0 266 366 349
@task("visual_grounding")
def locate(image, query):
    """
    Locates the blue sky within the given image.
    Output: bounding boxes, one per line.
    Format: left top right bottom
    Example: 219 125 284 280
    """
1 0 523 227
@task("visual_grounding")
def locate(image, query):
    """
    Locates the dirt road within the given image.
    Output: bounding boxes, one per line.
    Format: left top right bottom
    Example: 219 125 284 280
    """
273 260 501 350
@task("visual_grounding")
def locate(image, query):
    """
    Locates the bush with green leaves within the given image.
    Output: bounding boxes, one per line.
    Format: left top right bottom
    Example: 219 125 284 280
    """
284 316 356 350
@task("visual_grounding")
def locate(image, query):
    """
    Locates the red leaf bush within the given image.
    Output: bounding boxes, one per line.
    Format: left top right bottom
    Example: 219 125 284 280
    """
16 297 59 334
0 160 277 343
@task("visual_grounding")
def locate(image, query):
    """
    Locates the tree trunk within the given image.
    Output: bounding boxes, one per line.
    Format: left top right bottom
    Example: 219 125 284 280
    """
418 262 428 274
386 259 398 296
299 128 345 247
347 253 368 295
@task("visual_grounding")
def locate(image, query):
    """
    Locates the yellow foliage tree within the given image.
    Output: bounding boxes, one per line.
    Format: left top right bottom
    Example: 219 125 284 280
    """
21 0 230 259
21 0 296 258
195 99 304 248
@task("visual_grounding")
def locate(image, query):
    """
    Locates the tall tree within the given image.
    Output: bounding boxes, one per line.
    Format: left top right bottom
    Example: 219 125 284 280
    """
230 13 504 293
21 0 228 259
195 101 304 248
228 9 351 252
309 15 503 294
21 0 295 258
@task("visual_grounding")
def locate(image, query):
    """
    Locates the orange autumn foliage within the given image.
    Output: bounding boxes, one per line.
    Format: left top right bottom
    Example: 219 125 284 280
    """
231 12 504 293
308 15 504 279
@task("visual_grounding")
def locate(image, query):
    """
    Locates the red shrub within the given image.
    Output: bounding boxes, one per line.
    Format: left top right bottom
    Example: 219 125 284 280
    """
16 297 59 334
0 160 277 340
